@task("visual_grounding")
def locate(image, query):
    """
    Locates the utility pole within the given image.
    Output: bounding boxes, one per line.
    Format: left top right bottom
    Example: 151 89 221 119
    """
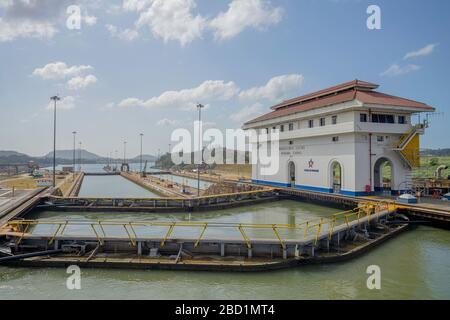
123 141 127 168
114 150 118 171
140 133 144 174
72 131 77 180
50 95 60 188
78 141 82 172
196 104 204 196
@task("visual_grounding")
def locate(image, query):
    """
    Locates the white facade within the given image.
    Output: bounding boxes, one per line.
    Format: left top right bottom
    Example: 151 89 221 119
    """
243 89 433 196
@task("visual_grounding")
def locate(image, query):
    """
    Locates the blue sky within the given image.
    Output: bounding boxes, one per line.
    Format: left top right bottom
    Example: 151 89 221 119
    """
0 0 449 157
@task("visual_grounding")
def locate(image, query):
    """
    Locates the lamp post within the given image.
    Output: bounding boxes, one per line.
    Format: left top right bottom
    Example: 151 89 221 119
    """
72 131 77 179
196 103 204 196
50 95 60 188
115 150 118 171
123 141 127 172
140 133 144 174
78 141 82 172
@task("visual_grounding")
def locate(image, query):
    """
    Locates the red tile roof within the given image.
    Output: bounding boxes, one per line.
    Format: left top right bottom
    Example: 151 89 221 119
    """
245 79 435 125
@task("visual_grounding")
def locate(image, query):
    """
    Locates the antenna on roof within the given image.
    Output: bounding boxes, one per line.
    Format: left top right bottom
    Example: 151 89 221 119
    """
424 112 444 127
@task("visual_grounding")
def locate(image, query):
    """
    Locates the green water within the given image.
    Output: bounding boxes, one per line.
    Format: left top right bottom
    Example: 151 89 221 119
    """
151 174 213 190
25 200 337 240
78 175 159 198
1 225 449 299
1 182 450 299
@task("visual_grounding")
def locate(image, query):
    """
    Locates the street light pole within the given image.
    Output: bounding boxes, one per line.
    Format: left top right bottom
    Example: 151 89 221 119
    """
78 141 82 172
196 104 204 196
123 141 127 170
50 95 60 188
72 131 77 179
140 133 144 174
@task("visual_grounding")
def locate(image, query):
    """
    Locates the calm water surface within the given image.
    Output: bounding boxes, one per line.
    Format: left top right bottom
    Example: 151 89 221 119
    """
25 201 338 240
1 167 449 300
1 226 449 299
78 175 159 198
151 173 213 190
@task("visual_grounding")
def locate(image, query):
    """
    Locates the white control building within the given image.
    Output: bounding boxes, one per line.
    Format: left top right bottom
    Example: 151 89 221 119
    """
243 80 435 196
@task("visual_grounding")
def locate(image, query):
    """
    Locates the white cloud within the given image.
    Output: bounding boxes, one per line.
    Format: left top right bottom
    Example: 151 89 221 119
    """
239 74 304 102
32 62 93 80
67 75 98 90
110 0 284 45
210 0 283 40
0 18 57 41
157 118 180 126
118 74 304 115
230 103 263 122
84 14 97 26
0 0 13 8
118 80 240 109
46 96 76 111
380 64 421 77
122 0 152 12
106 24 118 34
119 28 139 41
0 0 71 42
106 24 139 41
404 43 438 60
136 0 206 46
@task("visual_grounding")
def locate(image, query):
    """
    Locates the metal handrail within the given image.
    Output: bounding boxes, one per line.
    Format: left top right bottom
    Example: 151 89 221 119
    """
6 201 396 248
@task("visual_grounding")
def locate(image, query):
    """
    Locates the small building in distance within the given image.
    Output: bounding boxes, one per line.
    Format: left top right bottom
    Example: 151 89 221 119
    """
243 80 435 196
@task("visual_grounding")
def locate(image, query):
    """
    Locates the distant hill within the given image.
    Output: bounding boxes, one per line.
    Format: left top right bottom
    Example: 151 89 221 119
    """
0 150 28 157
0 149 156 166
129 154 157 162
44 149 102 160
421 149 450 157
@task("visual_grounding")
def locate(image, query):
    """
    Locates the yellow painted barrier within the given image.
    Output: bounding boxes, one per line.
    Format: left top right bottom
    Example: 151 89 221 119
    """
6 201 397 248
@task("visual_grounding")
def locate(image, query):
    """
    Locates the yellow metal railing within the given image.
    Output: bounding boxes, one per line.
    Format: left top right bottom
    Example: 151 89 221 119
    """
5 201 396 248
392 124 421 149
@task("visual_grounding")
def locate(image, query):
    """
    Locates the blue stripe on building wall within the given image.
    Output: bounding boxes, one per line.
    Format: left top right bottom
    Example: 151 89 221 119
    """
252 179 371 196
251 180 290 188
295 185 333 193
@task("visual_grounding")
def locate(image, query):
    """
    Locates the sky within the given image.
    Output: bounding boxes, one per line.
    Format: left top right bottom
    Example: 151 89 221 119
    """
0 0 449 158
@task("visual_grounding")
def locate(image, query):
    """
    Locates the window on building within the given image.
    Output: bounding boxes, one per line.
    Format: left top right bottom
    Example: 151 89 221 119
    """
372 114 395 124
320 118 326 126
332 115 337 125
332 136 339 142
308 120 314 128
289 123 294 131
360 113 368 122
398 116 406 124
272 126 276 131
289 141 294 145
377 136 384 142
280 125 285 132
265 128 269 134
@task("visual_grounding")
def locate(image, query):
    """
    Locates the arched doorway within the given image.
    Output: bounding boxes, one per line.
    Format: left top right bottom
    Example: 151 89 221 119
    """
288 161 296 188
331 162 342 193
374 157 393 194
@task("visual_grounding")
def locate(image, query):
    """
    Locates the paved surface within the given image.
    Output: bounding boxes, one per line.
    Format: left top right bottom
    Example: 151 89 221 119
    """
0 188 39 221
363 195 450 212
